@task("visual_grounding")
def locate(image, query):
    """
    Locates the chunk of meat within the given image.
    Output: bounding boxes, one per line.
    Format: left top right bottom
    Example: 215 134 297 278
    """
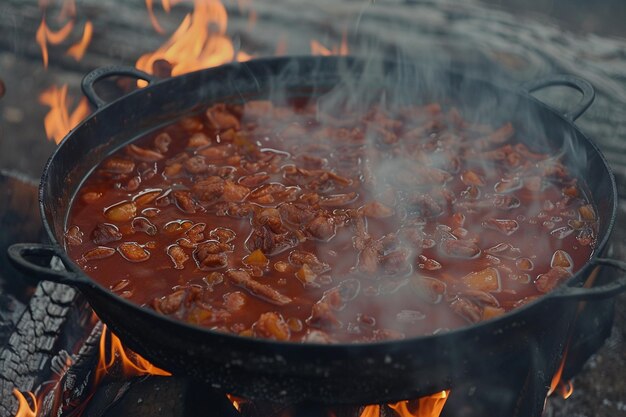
535 267 572 293
307 299 342 330
239 173 270 188
117 242 150 262
358 245 380 274
127 144 164 162
246 225 298 256
153 290 185 315
206 104 240 131
482 219 519 236
450 297 482 324
101 157 135 174
209 227 236 243
184 155 211 174
227 270 292 305
194 241 231 270
133 189 162 206
167 244 189 269
192 177 225 201
361 201 395 218
82 246 116 261
223 180 250 202
173 190 197 213
154 132 172 153
279 202 317 225
288 250 330 273
440 239 480 259
186 223 206 243
223 291 247 312
92 223 122 245
306 215 336 240
65 225 84 246
252 312 291 340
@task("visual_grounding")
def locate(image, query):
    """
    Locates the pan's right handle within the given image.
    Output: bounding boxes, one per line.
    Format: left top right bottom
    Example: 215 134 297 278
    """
7 243 86 286
521 74 595 122
81 66 156 109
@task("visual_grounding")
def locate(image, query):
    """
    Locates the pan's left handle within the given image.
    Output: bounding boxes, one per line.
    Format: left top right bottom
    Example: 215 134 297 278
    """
551 257 626 301
521 74 595 122
7 243 87 286
81 66 156 109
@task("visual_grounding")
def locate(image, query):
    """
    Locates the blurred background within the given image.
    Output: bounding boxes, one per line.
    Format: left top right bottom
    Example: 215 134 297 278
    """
0 1 625 416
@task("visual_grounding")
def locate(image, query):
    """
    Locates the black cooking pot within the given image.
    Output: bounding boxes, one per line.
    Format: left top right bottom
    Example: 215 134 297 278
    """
8 57 626 404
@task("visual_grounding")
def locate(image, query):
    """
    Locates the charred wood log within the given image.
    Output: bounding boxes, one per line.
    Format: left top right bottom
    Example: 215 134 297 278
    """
0 280 92 417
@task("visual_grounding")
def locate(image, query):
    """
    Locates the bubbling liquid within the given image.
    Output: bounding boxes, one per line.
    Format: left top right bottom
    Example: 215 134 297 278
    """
65 99 597 343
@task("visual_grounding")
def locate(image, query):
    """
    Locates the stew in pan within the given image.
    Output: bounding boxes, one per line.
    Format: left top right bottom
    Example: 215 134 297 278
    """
64 98 598 343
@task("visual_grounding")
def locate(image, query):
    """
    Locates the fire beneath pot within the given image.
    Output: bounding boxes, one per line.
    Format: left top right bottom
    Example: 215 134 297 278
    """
2 0 622 416
8 318 577 417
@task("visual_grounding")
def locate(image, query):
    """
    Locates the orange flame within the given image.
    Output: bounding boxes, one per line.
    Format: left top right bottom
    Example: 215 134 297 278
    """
66 21 93 61
388 391 450 417
548 348 575 399
359 404 381 417
226 394 245 411
36 18 75 68
310 32 348 56
358 391 449 417
38 85 90 144
560 380 574 399
548 348 569 397
36 0 93 68
95 325 171 385
12 389 38 417
137 0 248 78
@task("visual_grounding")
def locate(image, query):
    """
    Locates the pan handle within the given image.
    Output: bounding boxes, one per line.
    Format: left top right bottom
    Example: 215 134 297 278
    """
551 258 626 301
7 243 88 286
521 75 595 121
81 66 156 109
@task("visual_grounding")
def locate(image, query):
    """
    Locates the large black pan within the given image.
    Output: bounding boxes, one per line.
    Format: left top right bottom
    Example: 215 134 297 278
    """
8 57 626 404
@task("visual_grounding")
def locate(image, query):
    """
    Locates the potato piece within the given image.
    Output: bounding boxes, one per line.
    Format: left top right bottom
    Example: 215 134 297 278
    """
243 249 269 268
295 264 318 287
461 267 501 292
104 201 137 222
551 250 573 270
578 204 595 220
482 306 505 321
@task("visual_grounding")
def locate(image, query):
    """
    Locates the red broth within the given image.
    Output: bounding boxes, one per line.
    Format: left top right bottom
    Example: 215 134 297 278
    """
64 100 597 343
